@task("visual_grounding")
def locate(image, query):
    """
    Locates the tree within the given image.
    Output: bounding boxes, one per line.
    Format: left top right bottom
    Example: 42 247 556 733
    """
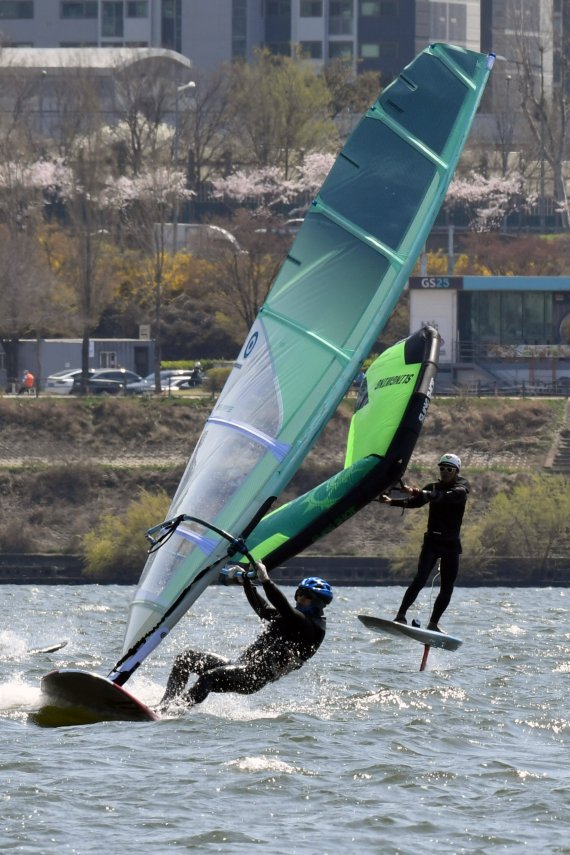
83 488 171 582
511 16 570 226
470 474 570 571
175 65 234 199
109 167 194 390
209 152 335 215
0 159 73 386
444 171 534 231
230 49 336 177
109 58 176 176
207 208 291 336
322 57 381 119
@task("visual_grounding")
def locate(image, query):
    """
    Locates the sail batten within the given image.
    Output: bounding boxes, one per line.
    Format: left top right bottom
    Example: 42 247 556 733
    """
429 42 478 89
310 197 405 266
206 416 291 460
260 306 354 362
369 107 450 170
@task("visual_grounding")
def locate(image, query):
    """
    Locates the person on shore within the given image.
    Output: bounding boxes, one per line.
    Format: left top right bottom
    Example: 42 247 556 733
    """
380 453 470 632
158 561 332 710
18 369 34 395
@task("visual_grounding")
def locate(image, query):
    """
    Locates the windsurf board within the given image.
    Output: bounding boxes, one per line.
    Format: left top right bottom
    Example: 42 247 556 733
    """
31 669 159 727
27 640 68 655
358 615 462 651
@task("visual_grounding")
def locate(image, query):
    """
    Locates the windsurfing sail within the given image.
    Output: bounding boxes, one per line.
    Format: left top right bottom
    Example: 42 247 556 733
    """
232 326 439 568
108 44 494 685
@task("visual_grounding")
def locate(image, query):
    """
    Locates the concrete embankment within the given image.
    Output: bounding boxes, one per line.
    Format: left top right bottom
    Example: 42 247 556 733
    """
1 554 569 587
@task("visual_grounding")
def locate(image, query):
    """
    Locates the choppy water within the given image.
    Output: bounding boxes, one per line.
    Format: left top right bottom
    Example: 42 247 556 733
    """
1 583 569 854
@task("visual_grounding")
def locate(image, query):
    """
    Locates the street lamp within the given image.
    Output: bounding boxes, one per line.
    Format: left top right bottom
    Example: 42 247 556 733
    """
173 80 196 253
538 45 546 230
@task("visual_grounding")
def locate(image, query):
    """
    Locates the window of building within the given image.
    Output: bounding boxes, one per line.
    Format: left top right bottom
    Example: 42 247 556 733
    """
232 0 247 59
266 1 291 14
61 1 97 17
505 0 540 32
300 0 322 15
300 40 323 59
102 1 123 37
60 41 98 46
162 0 181 52
460 292 553 347
329 0 353 35
100 352 118 368
0 1 33 18
126 1 148 17
360 1 398 13
448 3 466 42
265 41 291 56
329 41 353 59
361 42 397 59
360 43 379 58
430 2 466 42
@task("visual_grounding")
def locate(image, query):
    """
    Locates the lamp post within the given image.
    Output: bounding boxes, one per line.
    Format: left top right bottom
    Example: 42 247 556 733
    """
538 45 546 230
173 80 196 254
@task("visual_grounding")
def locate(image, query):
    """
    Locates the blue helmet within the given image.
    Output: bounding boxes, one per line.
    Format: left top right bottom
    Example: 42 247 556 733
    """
296 576 333 607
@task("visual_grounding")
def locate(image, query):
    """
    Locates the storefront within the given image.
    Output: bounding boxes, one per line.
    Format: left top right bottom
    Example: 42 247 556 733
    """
408 276 570 388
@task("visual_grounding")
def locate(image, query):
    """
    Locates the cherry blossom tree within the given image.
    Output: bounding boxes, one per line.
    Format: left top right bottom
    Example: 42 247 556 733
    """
210 152 335 213
444 171 535 231
107 167 194 391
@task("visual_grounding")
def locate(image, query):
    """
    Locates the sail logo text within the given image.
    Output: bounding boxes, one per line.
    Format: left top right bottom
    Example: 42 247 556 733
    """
374 373 414 389
418 377 435 422
244 332 258 357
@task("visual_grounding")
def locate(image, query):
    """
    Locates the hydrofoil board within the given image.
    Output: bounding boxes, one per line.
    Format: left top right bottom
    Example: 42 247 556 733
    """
31 669 159 727
358 615 462 651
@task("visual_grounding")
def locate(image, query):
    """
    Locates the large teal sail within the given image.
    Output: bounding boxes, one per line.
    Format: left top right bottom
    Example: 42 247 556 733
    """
110 44 494 684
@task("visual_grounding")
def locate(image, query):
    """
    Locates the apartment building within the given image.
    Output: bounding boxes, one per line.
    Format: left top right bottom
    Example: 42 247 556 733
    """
0 1 485 82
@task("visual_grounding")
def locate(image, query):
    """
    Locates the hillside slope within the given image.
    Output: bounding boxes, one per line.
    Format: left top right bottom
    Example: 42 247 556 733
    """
0 395 565 557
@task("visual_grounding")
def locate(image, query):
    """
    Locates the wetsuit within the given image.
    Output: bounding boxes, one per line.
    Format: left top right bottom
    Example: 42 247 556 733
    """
160 576 326 707
392 475 470 625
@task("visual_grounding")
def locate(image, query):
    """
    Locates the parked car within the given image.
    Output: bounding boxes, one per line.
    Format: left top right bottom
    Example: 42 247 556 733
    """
167 373 207 391
71 369 151 395
143 369 194 387
45 368 97 395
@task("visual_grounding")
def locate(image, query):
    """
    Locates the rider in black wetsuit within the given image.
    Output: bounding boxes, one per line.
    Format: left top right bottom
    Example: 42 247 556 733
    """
158 562 332 710
380 452 470 632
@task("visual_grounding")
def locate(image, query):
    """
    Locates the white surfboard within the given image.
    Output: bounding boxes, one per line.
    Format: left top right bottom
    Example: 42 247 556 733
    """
358 615 463 651
31 669 159 727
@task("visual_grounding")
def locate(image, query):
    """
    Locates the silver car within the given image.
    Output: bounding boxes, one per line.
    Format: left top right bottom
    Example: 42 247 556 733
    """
45 369 87 395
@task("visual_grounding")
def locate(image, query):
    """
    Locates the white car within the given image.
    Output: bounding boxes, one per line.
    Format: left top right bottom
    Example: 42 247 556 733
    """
45 368 87 395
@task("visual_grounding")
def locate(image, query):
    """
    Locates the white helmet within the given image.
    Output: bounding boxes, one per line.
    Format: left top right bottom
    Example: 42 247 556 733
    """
439 452 461 471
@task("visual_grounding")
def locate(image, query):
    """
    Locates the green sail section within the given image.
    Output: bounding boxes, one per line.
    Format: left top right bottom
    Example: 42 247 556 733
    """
114 45 493 682
344 339 421 465
239 327 439 570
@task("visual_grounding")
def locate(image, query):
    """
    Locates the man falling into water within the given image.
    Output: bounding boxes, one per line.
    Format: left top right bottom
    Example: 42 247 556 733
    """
158 561 332 710
380 452 470 631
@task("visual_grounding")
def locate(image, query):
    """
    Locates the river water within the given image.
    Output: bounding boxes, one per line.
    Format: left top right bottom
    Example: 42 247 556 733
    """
1 583 569 854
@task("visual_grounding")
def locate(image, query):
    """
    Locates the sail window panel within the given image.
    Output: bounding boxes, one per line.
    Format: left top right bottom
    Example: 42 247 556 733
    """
379 53 467 156
209 321 283 439
267 215 389 347
320 121 436 251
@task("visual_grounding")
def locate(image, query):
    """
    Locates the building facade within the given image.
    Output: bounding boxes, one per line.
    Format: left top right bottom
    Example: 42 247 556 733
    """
409 275 570 391
2 337 155 391
0 1 536 80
